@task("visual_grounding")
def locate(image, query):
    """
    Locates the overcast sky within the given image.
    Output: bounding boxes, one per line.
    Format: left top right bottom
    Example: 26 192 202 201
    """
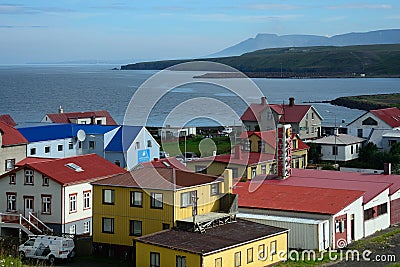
1 0 399 64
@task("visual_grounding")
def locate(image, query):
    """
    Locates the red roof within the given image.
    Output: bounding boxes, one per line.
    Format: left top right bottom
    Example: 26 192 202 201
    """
46 110 117 125
195 152 275 166
15 157 54 166
92 167 220 190
234 182 364 215
370 107 400 128
292 133 310 151
254 169 391 204
141 157 191 172
241 102 315 124
0 121 28 146
0 114 17 127
1 154 126 185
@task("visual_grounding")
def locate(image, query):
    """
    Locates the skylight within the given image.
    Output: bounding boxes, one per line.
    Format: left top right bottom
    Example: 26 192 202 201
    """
162 162 171 167
65 163 84 172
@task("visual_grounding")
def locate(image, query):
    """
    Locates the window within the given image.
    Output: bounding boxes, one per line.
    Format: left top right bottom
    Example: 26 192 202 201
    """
364 208 375 220
332 146 338 155
181 191 196 208
89 141 95 149
230 168 239 178
68 142 73 150
102 217 114 233
30 147 36 155
312 112 315 120
41 195 51 214
356 144 359 153
335 220 346 233
271 240 277 256
243 140 250 151
234 251 241 267
42 176 49 186
44 146 50 153
258 244 265 259
69 194 77 213
5 159 15 171
58 144 63 152
362 117 378 126
151 193 163 208
377 203 388 216
135 142 140 149
9 174 16 185
69 225 76 234
210 184 219 196
103 189 114 204
130 191 143 207
247 248 253 263
351 145 354 154
96 119 102 125
251 167 257 178
261 165 267 175
215 258 222 267
357 129 363 138
176 256 186 267
162 223 170 230
114 160 120 167
24 169 34 185
83 191 91 209
150 252 160 267
6 192 17 212
78 141 82 149
129 220 142 236
389 140 397 147
147 140 152 147
257 140 264 152
84 221 90 233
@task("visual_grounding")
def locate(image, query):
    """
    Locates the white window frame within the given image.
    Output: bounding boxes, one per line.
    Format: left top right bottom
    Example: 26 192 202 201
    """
83 191 91 209
69 194 77 213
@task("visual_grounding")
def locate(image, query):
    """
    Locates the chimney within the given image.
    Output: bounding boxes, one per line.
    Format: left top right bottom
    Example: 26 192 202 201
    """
384 163 391 175
289 97 295 106
58 105 64 114
234 145 242 159
223 169 233 194
261 96 267 105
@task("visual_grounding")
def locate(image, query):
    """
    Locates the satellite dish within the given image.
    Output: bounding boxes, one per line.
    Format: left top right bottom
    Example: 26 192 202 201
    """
77 129 86 142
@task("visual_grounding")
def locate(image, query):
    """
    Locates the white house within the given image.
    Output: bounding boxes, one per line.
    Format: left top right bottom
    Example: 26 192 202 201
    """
0 121 27 175
0 154 125 235
347 107 400 144
310 134 365 162
18 124 160 169
104 126 160 170
234 182 365 251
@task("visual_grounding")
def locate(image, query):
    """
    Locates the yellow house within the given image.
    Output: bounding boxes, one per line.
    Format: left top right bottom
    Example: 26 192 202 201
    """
291 133 309 168
136 219 289 267
91 166 237 258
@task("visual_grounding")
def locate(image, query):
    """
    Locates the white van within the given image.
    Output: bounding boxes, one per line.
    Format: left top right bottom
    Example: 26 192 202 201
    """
19 235 75 264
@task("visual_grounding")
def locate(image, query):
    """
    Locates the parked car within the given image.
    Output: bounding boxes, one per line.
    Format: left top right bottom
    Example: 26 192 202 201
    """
19 235 75 264
176 152 198 161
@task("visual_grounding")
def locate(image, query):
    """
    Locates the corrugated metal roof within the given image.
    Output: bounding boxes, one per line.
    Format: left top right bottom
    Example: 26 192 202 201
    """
0 121 28 146
238 213 325 225
0 114 17 127
370 107 400 128
140 157 191 172
18 124 118 142
46 110 118 125
0 154 126 185
136 219 288 255
310 134 365 145
234 182 364 215
105 126 142 152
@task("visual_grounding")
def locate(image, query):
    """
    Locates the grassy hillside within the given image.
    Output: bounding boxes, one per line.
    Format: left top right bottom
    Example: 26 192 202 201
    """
121 44 400 77
331 93 400 110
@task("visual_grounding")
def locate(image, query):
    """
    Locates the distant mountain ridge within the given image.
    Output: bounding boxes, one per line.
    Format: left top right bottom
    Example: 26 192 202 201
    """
209 29 400 57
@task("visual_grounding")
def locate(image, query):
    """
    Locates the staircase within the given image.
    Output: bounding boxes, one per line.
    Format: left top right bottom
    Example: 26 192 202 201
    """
0 212 53 236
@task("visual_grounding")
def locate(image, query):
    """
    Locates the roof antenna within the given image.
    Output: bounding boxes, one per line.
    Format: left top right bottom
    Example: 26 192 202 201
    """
58 105 64 114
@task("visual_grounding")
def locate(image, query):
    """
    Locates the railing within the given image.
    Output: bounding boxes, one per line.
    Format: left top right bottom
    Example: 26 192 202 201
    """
29 212 53 234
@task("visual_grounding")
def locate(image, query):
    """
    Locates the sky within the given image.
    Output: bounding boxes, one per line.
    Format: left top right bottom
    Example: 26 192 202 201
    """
0 0 399 64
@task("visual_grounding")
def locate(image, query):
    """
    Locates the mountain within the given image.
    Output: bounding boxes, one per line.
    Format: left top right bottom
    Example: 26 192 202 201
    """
208 29 400 57
121 44 400 78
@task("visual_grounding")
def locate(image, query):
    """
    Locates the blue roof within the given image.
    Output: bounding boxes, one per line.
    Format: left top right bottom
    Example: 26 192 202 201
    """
105 126 143 152
18 124 118 142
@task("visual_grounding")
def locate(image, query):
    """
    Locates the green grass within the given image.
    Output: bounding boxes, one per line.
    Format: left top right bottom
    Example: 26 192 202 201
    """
0 255 22 267
276 251 341 267
349 227 400 251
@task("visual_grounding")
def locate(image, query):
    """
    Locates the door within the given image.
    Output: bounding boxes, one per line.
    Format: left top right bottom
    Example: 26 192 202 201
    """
350 215 355 241
24 196 34 218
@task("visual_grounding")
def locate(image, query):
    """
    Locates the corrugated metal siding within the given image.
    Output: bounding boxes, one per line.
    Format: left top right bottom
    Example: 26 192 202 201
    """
390 198 400 225
239 216 320 251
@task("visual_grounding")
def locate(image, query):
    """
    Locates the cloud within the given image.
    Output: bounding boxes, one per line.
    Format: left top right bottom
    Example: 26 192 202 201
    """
321 16 346 22
244 4 301 10
0 4 75 14
189 13 301 22
0 25 48 28
327 4 392 9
